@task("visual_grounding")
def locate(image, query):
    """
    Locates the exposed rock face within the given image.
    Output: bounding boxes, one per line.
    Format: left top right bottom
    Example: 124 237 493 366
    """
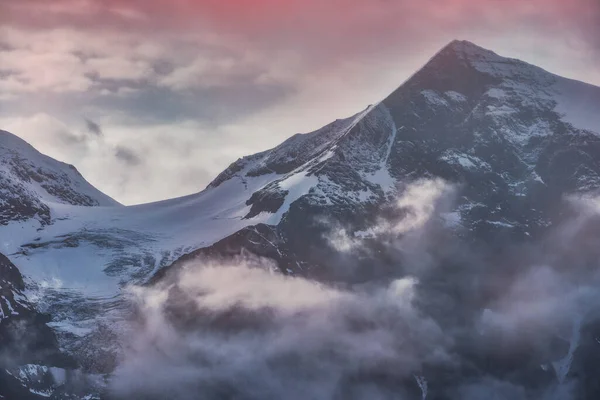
182 40 600 279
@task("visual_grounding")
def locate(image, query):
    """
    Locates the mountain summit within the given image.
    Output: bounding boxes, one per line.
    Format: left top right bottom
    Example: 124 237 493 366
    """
206 39 600 252
0 130 120 225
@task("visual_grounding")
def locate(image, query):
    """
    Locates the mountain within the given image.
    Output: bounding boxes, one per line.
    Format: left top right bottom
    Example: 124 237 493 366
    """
1 40 600 399
183 39 600 279
0 252 86 399
0 130 120 226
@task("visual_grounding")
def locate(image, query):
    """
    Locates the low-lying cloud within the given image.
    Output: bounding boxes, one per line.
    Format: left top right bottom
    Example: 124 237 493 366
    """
324 178 460 280
111 262 449 400
106 179 600 399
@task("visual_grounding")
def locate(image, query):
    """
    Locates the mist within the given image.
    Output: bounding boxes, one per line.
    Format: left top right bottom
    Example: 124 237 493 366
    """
108 179 600 400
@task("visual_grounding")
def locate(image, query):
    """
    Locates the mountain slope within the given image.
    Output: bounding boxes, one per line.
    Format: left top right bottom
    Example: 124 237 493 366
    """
0 130 120 225
192 40 600 280
0 253 85 400
5 40 599 295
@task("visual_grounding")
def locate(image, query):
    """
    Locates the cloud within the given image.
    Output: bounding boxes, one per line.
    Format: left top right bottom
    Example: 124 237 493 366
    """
114 145 141 166
2 0 599 100
0 113 257 204
327 179 456 245
86 57 152 81
84 117 102 136
325 179 459 279
103 183 600 399
3 0 598 60
0 23 290 100
0 113 88 153
157 55 267 90
372 179 457 237
0 47 95 93
110 260 449 400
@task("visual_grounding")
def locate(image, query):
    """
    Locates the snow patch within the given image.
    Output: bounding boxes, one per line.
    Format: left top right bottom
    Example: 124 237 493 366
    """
485 88 507 99
486 104 517 116
486 220 515 228
47 320 94 337
365 168 395 191
421 90 449 107
440 151 490 171
531 171 546 185
444 91 467 102
363 117 399 193
263 172 319 224
441 211 461 228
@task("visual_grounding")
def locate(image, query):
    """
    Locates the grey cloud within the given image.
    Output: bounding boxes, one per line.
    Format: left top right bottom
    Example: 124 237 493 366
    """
4 0 600 98
105 181 600 399
3 0 599 62
110 261 449 400
321 179 461 282
84 117 103 136
114 145 141 166
90 84 292 126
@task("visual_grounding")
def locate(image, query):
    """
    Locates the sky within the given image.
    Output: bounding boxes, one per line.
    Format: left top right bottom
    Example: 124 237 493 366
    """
1 0 599 205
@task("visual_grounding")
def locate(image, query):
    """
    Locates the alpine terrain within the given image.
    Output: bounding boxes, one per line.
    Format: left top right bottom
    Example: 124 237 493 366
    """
1 40 600 399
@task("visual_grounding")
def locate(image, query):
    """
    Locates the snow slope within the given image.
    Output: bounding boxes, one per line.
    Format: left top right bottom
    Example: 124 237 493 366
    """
0 106 372 295
0 112 369 354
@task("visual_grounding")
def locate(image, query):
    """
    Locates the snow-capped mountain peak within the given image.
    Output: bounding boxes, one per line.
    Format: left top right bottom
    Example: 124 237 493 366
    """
0 129 120 225
205 40 600 232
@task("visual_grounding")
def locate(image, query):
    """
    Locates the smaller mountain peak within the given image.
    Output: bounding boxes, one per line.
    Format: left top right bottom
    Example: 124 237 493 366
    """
0 129 121 208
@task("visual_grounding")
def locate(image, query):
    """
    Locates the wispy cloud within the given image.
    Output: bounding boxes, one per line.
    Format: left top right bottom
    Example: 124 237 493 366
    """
111 261 449 400
84 117 102 136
